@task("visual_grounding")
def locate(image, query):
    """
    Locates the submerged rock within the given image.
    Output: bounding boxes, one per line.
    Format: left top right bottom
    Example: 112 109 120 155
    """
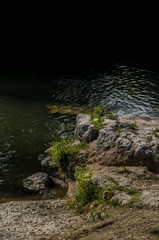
46 104 89 115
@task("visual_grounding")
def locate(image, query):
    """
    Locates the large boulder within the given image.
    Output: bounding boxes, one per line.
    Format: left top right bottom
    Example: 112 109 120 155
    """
23 172 52 194
75 114 98 142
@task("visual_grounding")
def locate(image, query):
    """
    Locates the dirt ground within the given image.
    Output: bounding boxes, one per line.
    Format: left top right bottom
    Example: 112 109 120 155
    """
62 206 159 240
1 195 159 239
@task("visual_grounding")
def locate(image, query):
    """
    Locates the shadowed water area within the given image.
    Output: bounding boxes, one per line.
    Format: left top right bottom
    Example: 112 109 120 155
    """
0 64 159 201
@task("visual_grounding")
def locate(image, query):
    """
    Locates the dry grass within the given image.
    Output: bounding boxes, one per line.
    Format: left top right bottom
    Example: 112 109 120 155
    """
62 206 159 240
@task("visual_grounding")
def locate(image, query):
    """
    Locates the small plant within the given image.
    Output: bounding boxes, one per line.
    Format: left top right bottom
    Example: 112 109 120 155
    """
127 188 139 196
89 105 118 130
50 135 81 173
153 128 159 138
118 166 132 174
72 166 102 213
64 177 68 184
91 118 104 130
90 105 106 119
153 132 159 138
113 124 121 133
106 111 118 120
109 177 119 186
90 106 106 130
129 122 138 130
146 135 153 142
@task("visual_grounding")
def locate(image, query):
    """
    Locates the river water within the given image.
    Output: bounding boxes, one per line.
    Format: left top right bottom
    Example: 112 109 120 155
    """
0 63 159 201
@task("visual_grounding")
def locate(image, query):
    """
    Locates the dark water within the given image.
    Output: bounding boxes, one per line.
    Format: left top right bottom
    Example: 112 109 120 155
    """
0 64 159 201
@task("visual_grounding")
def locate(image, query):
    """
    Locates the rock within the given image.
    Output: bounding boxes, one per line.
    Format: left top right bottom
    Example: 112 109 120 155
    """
45 146 54 154
112 191 132 205
76 114 159 172
23 172 52 194
66 181 77 198
75 114 98 142
41 155 59 172
140 190 159 207
46 104 89 116
49 176 68 189
38 154 45 161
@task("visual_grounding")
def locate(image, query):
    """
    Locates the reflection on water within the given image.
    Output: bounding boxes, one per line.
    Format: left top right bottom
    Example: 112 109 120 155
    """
50 65 159 117
0 64 159 200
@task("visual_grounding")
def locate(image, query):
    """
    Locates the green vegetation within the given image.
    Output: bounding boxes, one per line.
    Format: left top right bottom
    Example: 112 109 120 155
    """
118 166 132 174
50 135 86 173
113 124 121 133
69 167 122 213
109 177 119 186
91 118 104 131
68 166 141 213
89 106 105 130
106 111 118 120
126 188 139 196
153 128 159 138
89 105 118 130
129 122 138 130
129 122 138 135
70 166 102 213
146 135 153 142
90 105 106 119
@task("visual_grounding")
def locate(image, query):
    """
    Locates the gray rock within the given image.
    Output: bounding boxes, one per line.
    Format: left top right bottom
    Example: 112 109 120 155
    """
78 114 159 172
23 172 52 193
49 176 68 189
41 155 59 172
140 190 159 207
38 154 45 161
45 146 54 154
112 191 132 205
75 114 98 142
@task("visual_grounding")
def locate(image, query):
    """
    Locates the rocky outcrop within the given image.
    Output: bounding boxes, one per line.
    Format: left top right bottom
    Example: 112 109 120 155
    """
23 114 159 197
75 114 159 172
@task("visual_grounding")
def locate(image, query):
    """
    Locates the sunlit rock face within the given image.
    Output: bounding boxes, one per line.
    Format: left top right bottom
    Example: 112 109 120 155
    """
75 114 159 172
75 114 98 142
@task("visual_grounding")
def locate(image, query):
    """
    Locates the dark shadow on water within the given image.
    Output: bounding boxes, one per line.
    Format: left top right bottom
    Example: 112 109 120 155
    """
0 186 67 203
